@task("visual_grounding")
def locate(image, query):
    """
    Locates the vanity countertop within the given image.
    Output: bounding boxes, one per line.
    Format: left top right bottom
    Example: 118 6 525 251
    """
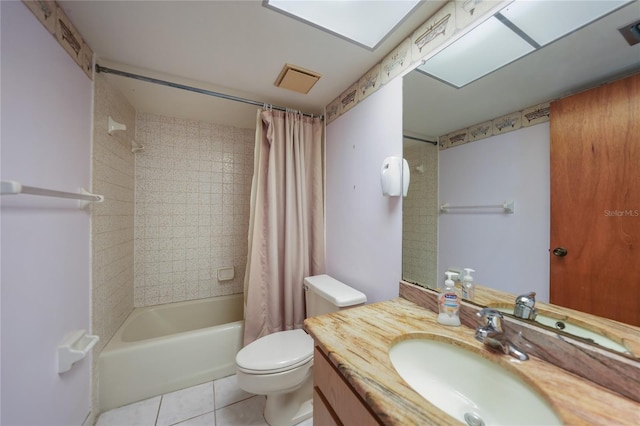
304 297 640 425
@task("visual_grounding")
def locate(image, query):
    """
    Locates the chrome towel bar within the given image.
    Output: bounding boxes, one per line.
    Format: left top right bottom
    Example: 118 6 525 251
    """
440 200 514 214
1 180 104 206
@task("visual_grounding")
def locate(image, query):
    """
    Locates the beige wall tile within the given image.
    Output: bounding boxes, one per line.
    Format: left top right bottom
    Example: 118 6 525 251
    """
134 114 253 307
91 73 136 412
402 142 438 288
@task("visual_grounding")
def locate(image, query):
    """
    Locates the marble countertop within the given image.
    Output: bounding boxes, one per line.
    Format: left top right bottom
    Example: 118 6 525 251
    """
304 297 640 425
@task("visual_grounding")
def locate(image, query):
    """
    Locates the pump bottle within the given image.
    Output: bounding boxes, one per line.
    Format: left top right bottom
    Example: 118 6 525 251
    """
438 271 461 326
461 268 476 301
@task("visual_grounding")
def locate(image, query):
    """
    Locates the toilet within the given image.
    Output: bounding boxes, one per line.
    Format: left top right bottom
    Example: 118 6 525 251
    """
235 274 367 426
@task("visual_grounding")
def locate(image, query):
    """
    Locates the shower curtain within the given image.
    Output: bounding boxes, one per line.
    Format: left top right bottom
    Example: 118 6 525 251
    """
243 109 325 345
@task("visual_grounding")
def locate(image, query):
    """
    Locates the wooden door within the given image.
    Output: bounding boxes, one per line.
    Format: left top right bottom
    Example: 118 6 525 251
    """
550 73 640 326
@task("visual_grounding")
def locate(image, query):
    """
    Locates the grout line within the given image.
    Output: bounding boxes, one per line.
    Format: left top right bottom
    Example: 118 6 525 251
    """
154 395 163 426
212 380 216 412
215 394 261 411
167 409 216 426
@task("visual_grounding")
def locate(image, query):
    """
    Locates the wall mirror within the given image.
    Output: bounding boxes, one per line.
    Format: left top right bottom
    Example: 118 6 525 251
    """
401 0 640 352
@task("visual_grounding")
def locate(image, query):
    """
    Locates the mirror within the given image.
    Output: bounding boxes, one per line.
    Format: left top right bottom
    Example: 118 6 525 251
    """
402 2 640 334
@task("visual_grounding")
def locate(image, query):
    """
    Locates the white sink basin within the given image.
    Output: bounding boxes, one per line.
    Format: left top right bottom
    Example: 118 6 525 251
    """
389 335 562 426
493 307 630 354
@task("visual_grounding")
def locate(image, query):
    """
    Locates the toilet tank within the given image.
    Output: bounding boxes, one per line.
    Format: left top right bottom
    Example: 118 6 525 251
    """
304 274 367 317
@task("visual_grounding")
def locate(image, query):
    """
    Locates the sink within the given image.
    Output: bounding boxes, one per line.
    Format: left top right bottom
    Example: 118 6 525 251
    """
389 335 562 426
492 306 630 354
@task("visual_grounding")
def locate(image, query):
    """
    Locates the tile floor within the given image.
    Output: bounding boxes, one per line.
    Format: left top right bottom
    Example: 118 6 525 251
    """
96 374 314 426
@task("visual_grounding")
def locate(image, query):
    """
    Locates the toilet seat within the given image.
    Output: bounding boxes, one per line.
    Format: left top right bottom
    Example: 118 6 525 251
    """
236 329 313 374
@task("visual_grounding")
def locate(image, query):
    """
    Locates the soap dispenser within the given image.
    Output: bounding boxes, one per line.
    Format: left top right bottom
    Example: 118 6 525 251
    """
438 272 461 326
461 268 476 302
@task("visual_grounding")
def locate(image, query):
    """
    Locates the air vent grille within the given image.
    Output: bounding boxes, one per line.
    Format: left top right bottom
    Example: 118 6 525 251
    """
275 64 321 94
618 19 640 46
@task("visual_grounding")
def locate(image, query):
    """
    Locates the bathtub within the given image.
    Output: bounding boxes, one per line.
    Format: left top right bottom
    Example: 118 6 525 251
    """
99 294 244 411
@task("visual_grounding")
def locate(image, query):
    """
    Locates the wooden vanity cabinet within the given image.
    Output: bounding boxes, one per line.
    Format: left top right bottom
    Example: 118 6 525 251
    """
313 345 381 426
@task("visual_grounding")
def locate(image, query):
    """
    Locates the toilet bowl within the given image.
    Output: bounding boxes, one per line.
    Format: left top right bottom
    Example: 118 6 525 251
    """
236 274 366 426
236 329 314 426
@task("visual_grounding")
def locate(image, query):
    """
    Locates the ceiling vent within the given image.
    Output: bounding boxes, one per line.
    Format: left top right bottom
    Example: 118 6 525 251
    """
275 64 321 94
618 19 640 46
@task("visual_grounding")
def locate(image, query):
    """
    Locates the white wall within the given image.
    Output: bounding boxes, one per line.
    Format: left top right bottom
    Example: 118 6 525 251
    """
438 123 550 300
1 2 93 424
325 78 403 303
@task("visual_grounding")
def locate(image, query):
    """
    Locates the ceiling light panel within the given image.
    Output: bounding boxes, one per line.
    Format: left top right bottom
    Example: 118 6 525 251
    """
417 17 536 88
500 0 633 46
265 0 421 49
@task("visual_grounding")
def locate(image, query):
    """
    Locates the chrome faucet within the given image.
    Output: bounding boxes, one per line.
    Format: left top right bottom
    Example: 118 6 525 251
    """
475 308 529 361
514 292 537 320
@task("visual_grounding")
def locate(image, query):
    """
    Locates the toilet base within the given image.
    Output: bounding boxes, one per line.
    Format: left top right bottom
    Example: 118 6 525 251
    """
263 374 313 426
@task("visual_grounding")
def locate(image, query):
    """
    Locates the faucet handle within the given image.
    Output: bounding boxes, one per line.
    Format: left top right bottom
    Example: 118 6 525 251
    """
475 308 530 361
514 292 537 320
476 308 504 332
478 307 504 317
515 291 536 306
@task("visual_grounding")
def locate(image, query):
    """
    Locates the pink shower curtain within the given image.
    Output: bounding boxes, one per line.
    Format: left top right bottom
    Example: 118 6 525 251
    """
243 109 325 345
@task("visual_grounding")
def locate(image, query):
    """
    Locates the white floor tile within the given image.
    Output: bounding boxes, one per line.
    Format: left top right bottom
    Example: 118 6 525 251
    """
173 410 216 426
96 396 161 426
214 374 253 409
156 382 215 426
215 395 268 426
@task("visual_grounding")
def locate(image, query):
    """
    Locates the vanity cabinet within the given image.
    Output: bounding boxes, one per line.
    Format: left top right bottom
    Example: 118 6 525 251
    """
313 345 381 426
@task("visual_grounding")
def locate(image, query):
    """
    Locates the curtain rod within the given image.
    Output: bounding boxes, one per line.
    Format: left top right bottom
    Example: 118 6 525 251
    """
403 135 438 145
95 65 323 119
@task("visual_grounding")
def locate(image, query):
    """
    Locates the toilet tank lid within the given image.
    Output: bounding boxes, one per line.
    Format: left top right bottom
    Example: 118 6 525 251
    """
304 274 367 307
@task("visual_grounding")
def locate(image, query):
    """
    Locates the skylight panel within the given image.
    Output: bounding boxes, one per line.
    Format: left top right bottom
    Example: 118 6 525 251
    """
418 16 535 88
265 0 422 50
417 0 633 88
499 0 631 46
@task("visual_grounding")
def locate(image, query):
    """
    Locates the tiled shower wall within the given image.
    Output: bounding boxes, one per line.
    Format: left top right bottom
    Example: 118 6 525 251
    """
402 141 438 288
92 73 136 350
134 113 254 307
92 74 136 414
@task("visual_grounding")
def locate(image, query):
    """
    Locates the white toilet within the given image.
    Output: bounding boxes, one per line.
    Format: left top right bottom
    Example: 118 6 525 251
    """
235 274 367 426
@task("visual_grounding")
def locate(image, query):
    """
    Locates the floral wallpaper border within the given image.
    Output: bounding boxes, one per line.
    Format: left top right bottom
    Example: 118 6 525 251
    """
439 102 551 150
22 0 93 79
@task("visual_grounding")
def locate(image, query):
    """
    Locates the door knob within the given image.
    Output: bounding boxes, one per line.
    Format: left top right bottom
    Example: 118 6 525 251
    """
552 247 568 257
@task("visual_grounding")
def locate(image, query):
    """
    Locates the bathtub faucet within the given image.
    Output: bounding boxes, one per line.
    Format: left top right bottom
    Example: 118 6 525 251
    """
475 308 529 361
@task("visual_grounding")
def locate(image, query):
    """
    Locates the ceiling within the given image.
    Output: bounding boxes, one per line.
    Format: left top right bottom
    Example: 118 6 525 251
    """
57 0 446 129
57 1 640 134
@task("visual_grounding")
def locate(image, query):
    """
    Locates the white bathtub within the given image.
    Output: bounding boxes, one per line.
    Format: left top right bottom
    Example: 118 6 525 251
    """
99 294 244 411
